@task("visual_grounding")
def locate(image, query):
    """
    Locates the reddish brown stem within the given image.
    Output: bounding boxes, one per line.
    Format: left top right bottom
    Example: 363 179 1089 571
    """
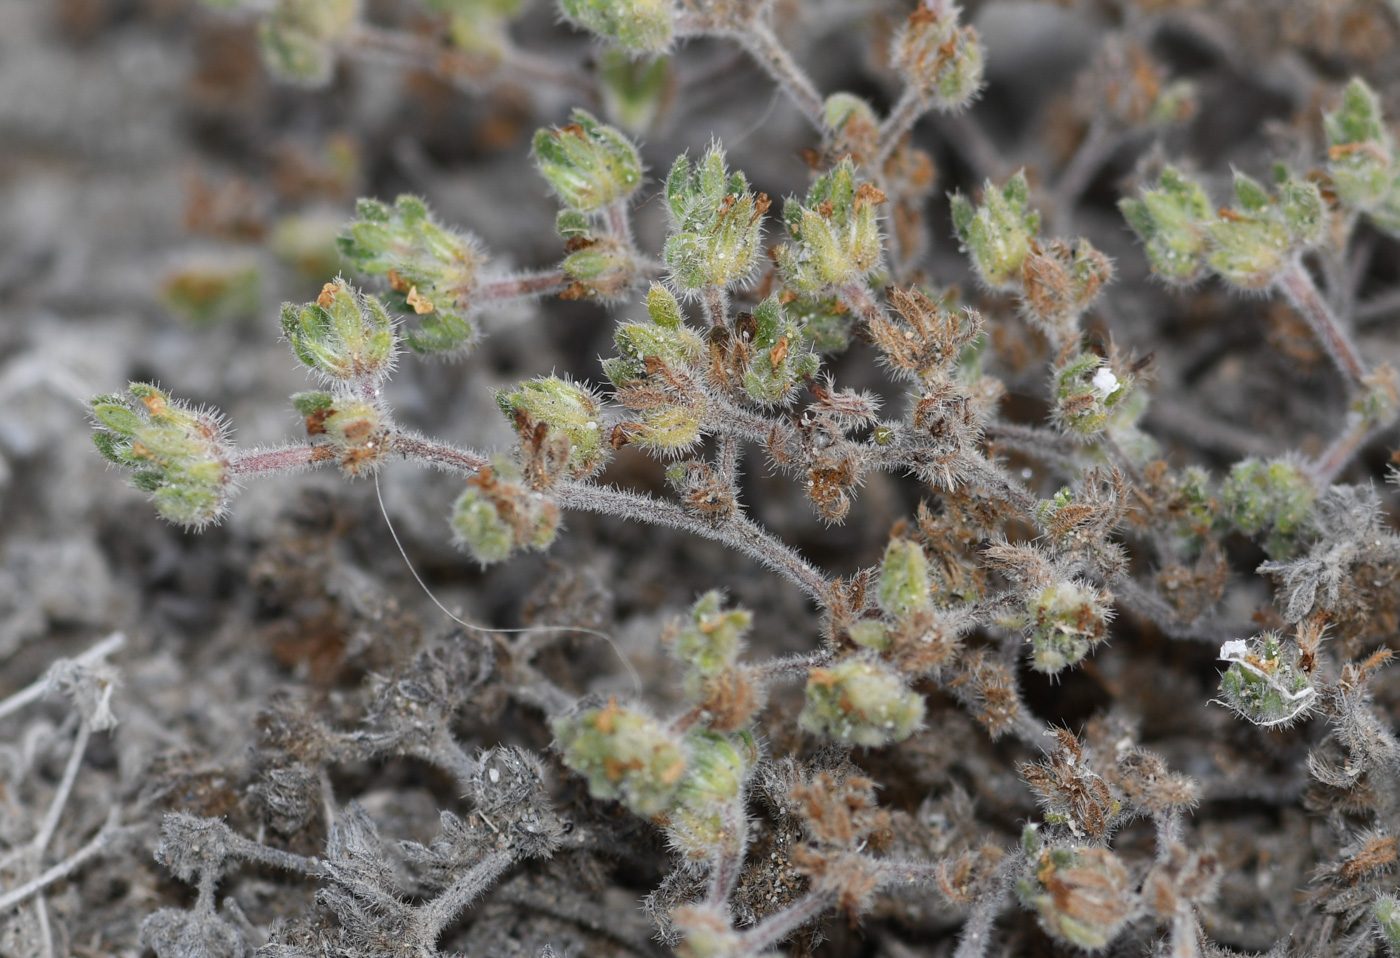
229 444 334 477
1275 258 1367 392
389 434 490 474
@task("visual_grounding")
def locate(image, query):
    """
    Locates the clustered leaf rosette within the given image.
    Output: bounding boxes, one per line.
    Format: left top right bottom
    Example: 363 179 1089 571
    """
1118 167 1213 285
889 2 984 111
533 109 643 215
91 384 234 529
282 279 399 475
496 376 611 479
666 592 764 731
290 390 388 476
822 93 881 164
1121 166 1326 289
1018 238 1113 348
1024 579 1114 676
950 171 1041 289
799 656 925 747
775 158 886 294
1216 632 1317 728
258 0 359 87
1052 352 1133 439
1325 78 1400 237
664 144 770 293
1220 457 1317 559
450 458 561 564
338 195 485 354
1205 170 1325 288
665 729 757 859
553 699 687 817
1016 839 1136 951
604 284 707 453
735 295 820 405
282 278 396 383
558 0 673 54
845 538 964 675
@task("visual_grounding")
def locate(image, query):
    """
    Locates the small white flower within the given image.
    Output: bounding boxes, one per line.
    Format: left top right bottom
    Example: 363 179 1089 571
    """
1091 366 1119 398
1219 639 1248 660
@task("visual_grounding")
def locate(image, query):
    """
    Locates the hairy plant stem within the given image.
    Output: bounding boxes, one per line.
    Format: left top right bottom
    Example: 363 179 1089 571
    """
704 805 747 908
727 22 826 131
735 888 838 954
1275 257 1367 392
952 849 1024 958
874 86 928 168
836 281 886 329
417 849 517 940
1049 117 1114 236
702 284 729 327
1309 413 1384 486
219 430 835 607
32 721 91 858
551 479 833 607
475 269 576 306
388 433 491 474
230 443 335 477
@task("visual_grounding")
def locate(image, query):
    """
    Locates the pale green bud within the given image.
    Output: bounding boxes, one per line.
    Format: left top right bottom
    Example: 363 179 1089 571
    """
848 620 891 651
562 236 638 301
603 306 702 386
877 539 931 618
1325 79 1400 236
292 391 388 475
338 195 484 354
950 171 1040 289
1119 167 1212 285
646 283 684 330
496 377 609 478
1027 580 1113 675
450 461 561 564
800 657 925 747
532 109 643 214
558 0 673 53
1221 458 1316 558
1217 632 1316 728
258 0 358 87
91 384 233 529
554 700 687 816
668 591 752 674
890 4 984 111
823 93 879 139
281 279 396 383
776 158 885 292
676 730 755 808
634 405 703 453
664 143 769 291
